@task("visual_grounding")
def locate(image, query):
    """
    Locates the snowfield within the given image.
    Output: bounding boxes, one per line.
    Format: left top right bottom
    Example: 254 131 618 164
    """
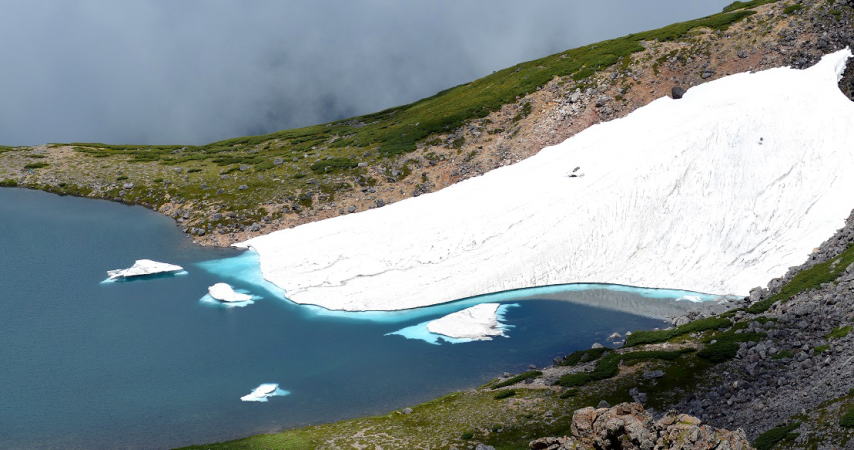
237 49 854 311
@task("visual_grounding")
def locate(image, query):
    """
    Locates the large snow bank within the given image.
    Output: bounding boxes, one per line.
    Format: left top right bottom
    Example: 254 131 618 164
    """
237 49 854 311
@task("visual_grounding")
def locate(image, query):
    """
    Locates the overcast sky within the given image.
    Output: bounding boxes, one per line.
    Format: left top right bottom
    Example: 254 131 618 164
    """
0 1 730 146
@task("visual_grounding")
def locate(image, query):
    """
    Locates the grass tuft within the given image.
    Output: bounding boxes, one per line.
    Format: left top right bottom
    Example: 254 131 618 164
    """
826 325 851 340
841 407 854 429
558 347 608 366
493 390 516 400
492 371 542 389
556 349 693 387
722 0 779 12
753 422 800 450
626 317 732 347
747 244 854 313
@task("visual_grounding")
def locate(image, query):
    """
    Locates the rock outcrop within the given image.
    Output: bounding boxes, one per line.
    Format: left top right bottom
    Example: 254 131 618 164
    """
529 402 752 449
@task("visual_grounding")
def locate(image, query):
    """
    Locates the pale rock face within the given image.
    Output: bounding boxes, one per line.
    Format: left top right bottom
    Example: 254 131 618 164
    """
237 49 854 312
208 283 253 302
426 303 506 340
106 259 183 279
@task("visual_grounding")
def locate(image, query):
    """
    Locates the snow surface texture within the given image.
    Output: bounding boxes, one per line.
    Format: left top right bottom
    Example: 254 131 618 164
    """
427 303 507 340
208 283 253 302
240 383 289 402
387 303 518 345
237 49 854 311
105 259 184 280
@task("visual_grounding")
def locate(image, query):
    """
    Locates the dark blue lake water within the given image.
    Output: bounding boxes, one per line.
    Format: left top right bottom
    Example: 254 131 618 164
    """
0 188 706 448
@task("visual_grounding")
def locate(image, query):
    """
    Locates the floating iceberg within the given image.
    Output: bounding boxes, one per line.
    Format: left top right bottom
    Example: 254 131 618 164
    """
237 49 854 311
105 259 184 280
208 283 254 302
240 383 289 402
388 303 518 344
427 303 508 341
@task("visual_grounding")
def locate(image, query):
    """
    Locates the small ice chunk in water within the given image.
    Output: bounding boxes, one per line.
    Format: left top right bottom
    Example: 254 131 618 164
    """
240 383 289 402
387 303 518 344
208 283 253 302
106 259 184 279
426 303 507 340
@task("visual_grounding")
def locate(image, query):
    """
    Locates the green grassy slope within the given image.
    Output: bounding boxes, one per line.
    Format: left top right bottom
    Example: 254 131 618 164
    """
0 2 771 236
67 8 757 163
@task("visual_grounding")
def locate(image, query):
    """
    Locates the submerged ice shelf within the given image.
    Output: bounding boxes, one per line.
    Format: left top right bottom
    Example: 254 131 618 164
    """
236 49 854 312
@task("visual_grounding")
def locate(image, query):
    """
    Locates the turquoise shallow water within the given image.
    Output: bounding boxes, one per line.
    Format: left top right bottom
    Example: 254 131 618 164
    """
0 188 713 448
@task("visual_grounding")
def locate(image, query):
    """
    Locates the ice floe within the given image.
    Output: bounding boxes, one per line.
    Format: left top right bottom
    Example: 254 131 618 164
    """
104 259 185 281
208 283 254 302
388 303 518 345
237 49 854 312
240 383 289 402
427 303 508 340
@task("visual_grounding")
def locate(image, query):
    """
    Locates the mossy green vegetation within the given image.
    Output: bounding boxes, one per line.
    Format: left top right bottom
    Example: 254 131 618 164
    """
559 388 579 399
493 389 516 400
753 422 800 450
722 0 779 12
23 162 49 169
182 388 577 449
783 3 804 14
625 317 732 347
697 331 764 363
841 406 854 428
557 347 608 366
826 325 851 340
309 157 359 174
771 349 794 360
556 349 693 387
748 244 854 313
492 370 542 389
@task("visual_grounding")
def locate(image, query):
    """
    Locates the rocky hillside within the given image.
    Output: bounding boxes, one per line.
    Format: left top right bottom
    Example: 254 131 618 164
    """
1 0 852 248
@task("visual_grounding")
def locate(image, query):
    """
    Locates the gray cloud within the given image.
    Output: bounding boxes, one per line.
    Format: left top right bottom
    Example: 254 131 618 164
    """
0 0 730 146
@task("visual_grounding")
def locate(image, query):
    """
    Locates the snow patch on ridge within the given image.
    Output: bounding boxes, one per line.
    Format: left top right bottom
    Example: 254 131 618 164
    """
237 49 854 312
